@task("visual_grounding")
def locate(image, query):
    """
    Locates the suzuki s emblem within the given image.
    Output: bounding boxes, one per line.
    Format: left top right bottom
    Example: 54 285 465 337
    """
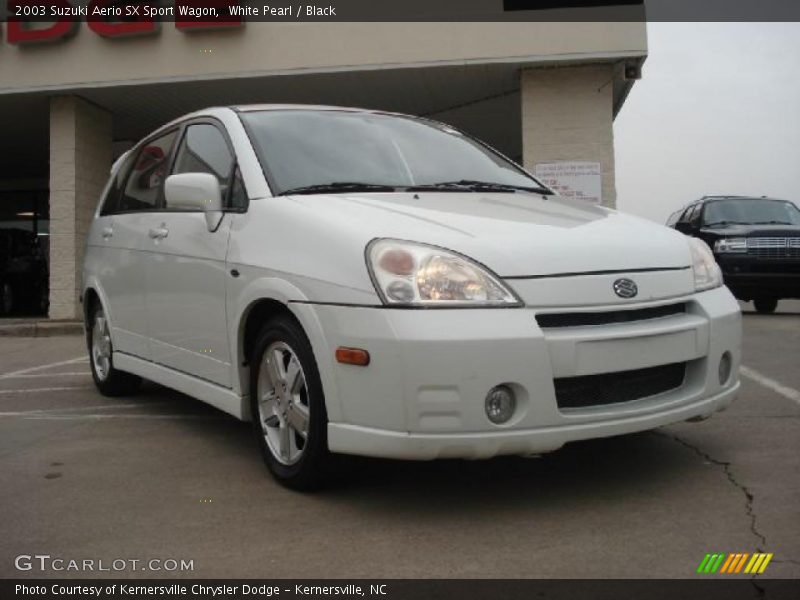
613 278 638 299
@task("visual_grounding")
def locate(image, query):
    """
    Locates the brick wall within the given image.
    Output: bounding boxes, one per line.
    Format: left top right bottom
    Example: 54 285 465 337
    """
521 65 617 208
49 96 111 320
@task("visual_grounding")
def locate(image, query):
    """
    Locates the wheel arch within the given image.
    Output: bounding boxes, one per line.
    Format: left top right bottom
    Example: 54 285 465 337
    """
231 278 340 423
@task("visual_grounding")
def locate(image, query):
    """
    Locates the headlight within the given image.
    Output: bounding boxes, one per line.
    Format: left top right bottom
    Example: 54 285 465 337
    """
714 238 747 253
366 239 522 307
689 237 723 292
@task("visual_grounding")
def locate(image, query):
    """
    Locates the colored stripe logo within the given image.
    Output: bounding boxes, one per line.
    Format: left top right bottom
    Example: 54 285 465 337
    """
696 553 773 574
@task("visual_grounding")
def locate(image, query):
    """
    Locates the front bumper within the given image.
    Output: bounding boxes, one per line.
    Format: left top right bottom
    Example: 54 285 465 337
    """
311 286 742 460
328 384 738 460
718 256 800 299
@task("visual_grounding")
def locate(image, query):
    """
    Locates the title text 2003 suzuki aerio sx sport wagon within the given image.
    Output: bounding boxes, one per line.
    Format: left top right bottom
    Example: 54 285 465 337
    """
82 105 742 489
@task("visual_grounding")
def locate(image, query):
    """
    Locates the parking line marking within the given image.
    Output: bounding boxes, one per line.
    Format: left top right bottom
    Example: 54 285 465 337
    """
0 356 88 379
0 386 93 395
0 413 221 420
2 372 90 379
740 365 800 407
0 402 170 416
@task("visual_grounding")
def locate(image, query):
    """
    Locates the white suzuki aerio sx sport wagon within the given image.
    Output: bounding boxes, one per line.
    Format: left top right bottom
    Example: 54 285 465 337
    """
83 105 741 489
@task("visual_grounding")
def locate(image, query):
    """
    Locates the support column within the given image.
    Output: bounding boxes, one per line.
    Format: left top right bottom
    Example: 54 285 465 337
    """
521 64 617 208
49 96 112 320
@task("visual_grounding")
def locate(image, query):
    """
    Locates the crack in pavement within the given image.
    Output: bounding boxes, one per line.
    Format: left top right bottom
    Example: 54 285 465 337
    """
654 431 773 599
653 430 767 551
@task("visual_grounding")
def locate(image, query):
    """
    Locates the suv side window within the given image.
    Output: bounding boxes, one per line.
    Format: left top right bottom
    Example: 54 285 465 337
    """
119 130 178 212
688 203 703 226
679 204 696 224
172 123 240 208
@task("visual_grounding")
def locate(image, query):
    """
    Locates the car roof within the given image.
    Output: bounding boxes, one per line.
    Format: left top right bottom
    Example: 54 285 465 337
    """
700 195 787 202
231 104 405 116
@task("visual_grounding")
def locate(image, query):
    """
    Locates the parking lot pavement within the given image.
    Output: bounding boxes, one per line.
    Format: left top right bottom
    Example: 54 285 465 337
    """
0 303 798 580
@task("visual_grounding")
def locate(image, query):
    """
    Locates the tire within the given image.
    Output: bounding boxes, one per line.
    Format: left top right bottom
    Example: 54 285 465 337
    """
754 298 778 314
87 304 142 396
250 314 331 490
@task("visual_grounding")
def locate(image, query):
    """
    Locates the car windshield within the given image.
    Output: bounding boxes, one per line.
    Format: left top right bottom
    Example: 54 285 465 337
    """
240 109 547 195
702 199 800 226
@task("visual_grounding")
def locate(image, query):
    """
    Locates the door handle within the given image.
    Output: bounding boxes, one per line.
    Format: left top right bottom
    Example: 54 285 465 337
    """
148 226 169 240
101 227 113 239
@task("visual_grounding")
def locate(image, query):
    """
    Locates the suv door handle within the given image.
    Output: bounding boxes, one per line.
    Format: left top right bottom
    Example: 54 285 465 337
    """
101 227 113 239
148 226 169 239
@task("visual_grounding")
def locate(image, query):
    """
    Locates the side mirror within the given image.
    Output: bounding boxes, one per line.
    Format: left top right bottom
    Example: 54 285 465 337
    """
164 173 224 232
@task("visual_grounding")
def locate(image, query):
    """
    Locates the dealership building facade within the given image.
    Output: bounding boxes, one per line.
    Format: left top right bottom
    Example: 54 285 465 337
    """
0 19 647 320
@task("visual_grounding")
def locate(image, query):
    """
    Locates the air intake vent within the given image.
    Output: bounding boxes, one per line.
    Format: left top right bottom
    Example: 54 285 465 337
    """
554 362 687 409
536 303 686 328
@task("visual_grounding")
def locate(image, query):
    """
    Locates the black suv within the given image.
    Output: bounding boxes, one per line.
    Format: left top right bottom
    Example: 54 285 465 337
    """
666 196 800 313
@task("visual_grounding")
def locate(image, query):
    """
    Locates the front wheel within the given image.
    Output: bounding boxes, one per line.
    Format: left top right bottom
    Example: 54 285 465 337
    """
754 298 778 314
250 315 331 490
88 304 142 396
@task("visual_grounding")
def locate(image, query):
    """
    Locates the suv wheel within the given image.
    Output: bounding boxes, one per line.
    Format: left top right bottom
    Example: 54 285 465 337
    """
88 304 142 396
250 315 330 490
754 298 778 314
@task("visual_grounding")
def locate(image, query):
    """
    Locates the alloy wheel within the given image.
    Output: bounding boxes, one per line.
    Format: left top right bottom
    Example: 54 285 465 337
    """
91 312 112 382
257 341 311 465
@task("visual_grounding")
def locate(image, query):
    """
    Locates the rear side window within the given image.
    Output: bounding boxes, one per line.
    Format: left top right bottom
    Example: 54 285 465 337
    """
679 205 696 223
100 152 133 215
119 130 178 212
172 124 235 201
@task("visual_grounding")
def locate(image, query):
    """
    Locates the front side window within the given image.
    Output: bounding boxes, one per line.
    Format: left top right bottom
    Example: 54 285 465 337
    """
240 110 545 195
702 199 800 226
119 131 178 212
172 124 235 203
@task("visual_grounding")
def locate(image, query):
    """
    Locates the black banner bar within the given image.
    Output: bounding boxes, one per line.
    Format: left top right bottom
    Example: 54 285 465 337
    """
2 0 800 23
3 580 800 600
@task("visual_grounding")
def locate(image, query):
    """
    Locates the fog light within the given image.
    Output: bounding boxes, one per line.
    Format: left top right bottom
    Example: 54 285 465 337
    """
719 351 733 385
485 385 516 424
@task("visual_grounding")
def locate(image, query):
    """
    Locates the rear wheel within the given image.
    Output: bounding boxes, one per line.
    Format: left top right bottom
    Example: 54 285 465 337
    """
88 304 141 396
250 315 330 490
754 298 778 314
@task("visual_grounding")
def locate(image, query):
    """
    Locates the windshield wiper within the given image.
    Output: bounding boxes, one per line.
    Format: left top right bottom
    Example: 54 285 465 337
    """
278 182 399 196
408 180 553 195
751 220 793 225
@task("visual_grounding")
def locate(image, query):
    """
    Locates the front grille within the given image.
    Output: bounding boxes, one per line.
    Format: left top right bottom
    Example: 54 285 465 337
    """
554 362 687 409
536 303 686 328
746 237 800 259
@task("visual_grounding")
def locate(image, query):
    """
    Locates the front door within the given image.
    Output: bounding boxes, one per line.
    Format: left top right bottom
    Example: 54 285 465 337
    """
143 122 241 388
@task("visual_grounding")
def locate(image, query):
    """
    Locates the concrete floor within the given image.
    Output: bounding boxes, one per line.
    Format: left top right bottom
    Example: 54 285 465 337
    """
0 301 798 579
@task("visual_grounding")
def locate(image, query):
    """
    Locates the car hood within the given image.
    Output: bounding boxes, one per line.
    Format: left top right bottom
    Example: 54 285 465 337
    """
289 192 693 277
700 223 800 238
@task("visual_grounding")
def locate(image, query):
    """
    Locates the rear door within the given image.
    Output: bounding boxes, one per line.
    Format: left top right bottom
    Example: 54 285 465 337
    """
87 130 178 360
143 120 242 387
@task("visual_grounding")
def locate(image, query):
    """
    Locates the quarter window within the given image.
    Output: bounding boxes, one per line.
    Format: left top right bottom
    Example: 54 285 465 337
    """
119 131 178 212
